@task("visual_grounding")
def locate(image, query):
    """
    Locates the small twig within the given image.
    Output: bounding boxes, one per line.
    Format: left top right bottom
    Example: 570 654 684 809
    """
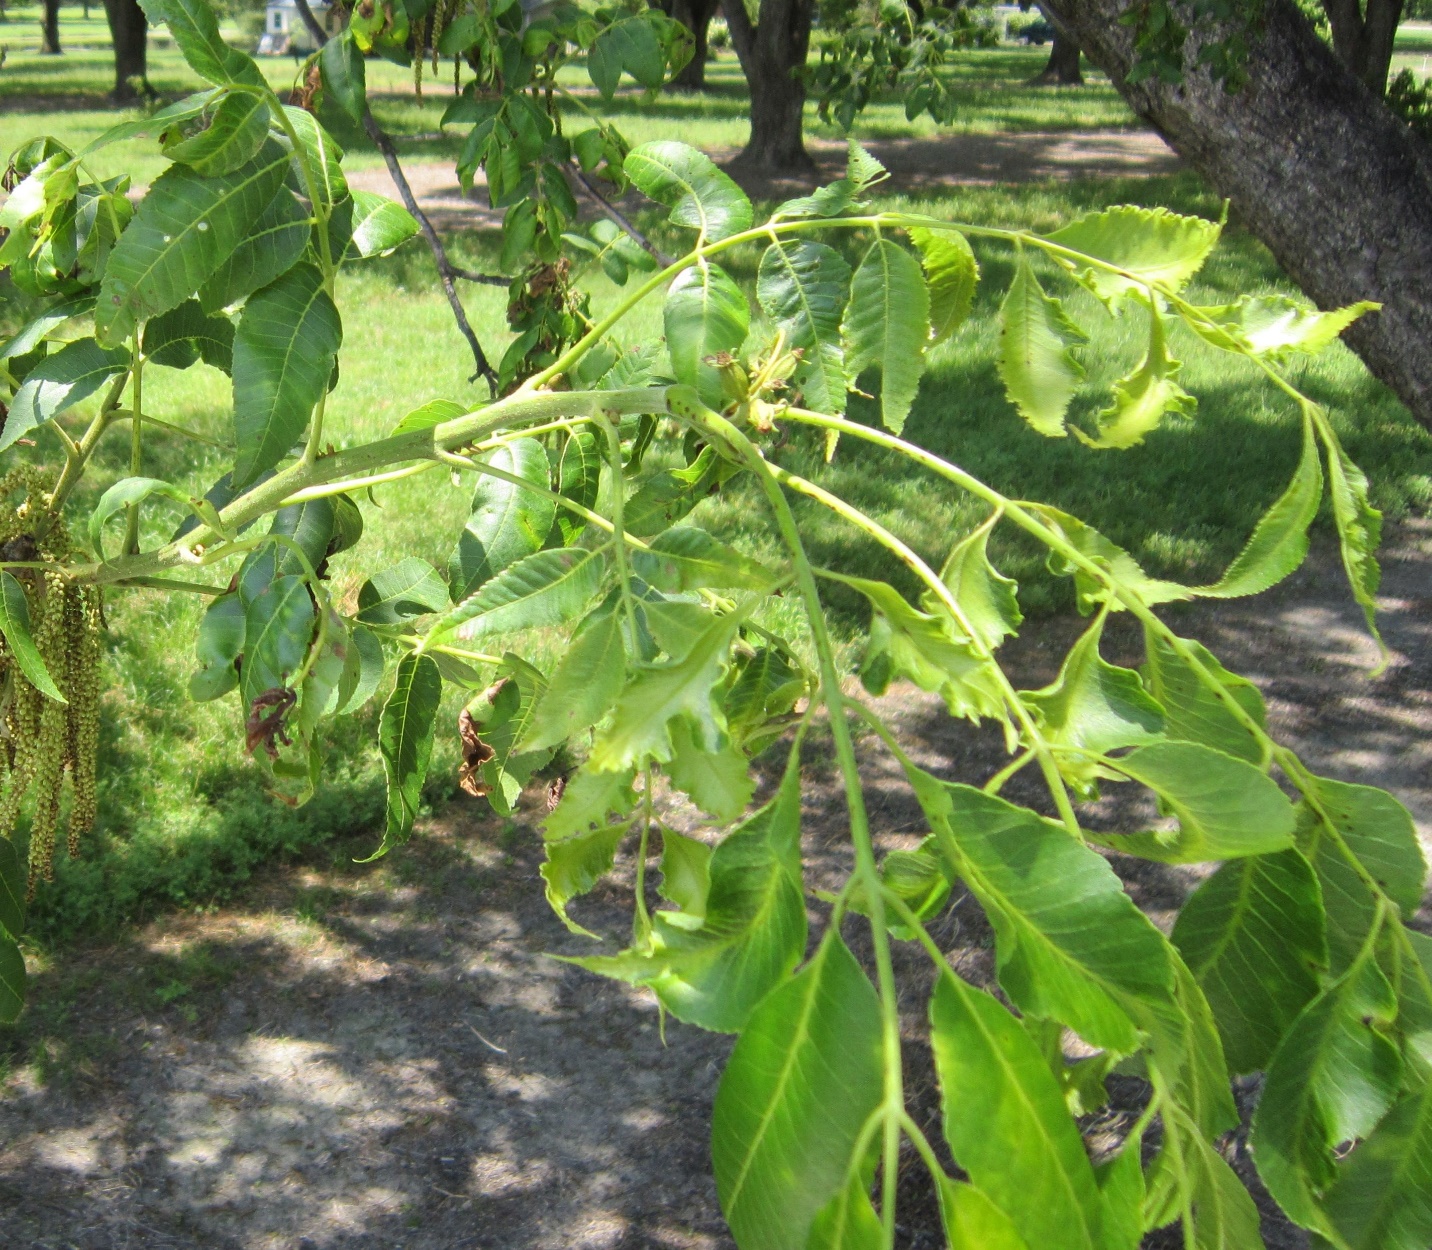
461 1021 508 1054
291 0 499 389
449 264 509 287
568 160 674 266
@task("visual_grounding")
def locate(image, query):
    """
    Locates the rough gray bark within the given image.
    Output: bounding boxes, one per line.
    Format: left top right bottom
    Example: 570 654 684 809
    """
102 0 148 98
722 0 816 172
1323 0 1403 93
1040 0 1432 430
670 0 717 89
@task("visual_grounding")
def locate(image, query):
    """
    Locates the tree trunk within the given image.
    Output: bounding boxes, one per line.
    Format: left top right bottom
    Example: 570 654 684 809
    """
671 0 716 90
1040 0 1432 431
1031 31 1083 83
722 0 816 172
39 0 61 54
102 0 148 99
1322 0 1403 94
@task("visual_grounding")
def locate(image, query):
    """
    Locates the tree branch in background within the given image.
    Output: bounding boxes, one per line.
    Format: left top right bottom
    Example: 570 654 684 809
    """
291 0 501 388
567 161 674 266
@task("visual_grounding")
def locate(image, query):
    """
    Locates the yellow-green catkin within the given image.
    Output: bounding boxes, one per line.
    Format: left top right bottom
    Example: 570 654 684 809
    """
0 468 105 896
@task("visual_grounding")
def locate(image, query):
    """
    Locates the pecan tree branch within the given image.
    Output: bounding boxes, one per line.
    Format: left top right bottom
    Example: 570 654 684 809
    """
567 160 674 266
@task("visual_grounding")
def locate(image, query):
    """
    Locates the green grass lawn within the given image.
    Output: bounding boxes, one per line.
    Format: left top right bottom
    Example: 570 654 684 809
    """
3 14 1431 941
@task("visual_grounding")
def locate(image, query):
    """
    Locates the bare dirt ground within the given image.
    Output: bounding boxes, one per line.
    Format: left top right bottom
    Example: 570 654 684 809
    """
0 521 1428 1250
343 130 1183 227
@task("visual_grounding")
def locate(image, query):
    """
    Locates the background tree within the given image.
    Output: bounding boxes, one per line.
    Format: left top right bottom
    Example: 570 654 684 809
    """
1324 0 1404 91
664 0 718 88
39 0 61 53
101 0 148 98
1031 5 1083 82
721 0 817 170
1039 0 1432 431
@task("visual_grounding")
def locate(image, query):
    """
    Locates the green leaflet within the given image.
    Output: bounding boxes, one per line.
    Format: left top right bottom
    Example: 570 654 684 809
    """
574 755 803 1030
631 525 778 594
357 557 450 625
712 932 882 1250
556 429 601 543
0 935 26 1024
518 606 625 754
1251 950 1403 1231
657 828 712 922
623 446 727 537
1079 302 1196 449
1099 741 1296 863
807 1175 882 1249
162 90 271 177
1145 1106 1266 1250
909 772 1173 1052
97 138 291 345
756 239 851 415
541 823 628 937
726 646 805 749
89 476 193 561
237 498 336 602
1320 1081 1432 1250
1190 294 1379 360
1031 504 1190 613
1019 612 1164 791
1137 956 1239 1140
391 398 466 437
447 438 555 602
2 337 130 452
927 513 1021 653
666 716 754 820
588 16 666 96
340 189 419 261
938 1180 1032 1250
197 187 309 314
280 107 347 207
997 253 1085 438
833 571 1005 725
462 657 555 816
332 621 385 715
543 764 638 842
442 547 607 641
0 294 95 361
319 29 367 123
1197 409 1321 598
139 0 266 86
1172 849 1327 1074
1046 204 1221 308
930 971 1103 1250
240 574 315 705
908 225 978 343
373 652 442 854
0 836 27 941
664 262 750 410
1296 774 1425 973
1322 421 1383 644
231 263 343 488
1141 627 1268 767
587 606 744 771
143 298 235 373
1095 1136 1146 1250
0 572 65 703
82 90 217 154
189 591 245 702
624 141 754 243
842 236 930 434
